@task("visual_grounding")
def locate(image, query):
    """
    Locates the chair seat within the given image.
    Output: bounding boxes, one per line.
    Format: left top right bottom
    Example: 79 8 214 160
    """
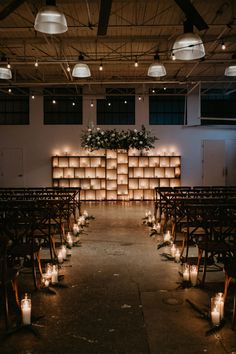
197 240 234 252
10 243 41 257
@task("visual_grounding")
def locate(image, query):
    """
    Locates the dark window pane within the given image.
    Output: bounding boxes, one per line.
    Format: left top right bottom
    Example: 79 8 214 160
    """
97 95 135 125
201 94 236 125
0 92 29 125
149 96 185 125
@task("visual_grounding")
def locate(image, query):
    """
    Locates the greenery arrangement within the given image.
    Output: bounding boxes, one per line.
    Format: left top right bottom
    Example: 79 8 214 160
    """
81 125 158 151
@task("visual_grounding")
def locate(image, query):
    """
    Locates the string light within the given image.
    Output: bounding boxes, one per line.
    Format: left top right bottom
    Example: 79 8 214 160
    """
124 100 127 104
31 95 35 99
34 59 39 67
99 62 103 71
221 41 226 50
67 64 71 72
7 61 11 69
52 99 56 104
90 100 94 107
171 52 176 61
134 58 139 67
138 95 142 101
108 102 111 106
8 88 12 93
72 101 75 106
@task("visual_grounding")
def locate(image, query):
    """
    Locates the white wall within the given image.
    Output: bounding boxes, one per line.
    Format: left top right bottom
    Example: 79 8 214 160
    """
0 94 235 187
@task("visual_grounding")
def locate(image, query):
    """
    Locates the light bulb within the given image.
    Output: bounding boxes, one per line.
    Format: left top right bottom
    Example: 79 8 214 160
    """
35 59 38 67
172 53 176 61
99 63 103 71
67 65 71 72
134 60 138 67
221 42 226 50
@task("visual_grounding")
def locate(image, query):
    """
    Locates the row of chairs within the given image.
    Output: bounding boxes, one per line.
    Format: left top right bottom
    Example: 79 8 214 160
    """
154 186 236 329
0 187 81 330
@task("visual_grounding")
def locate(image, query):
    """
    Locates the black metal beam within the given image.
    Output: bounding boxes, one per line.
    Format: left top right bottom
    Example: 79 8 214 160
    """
0 0 26 21
174 0 209 31
97 0 112 36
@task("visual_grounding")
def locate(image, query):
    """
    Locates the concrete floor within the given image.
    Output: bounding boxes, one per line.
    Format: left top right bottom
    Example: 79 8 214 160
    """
0 201 236 354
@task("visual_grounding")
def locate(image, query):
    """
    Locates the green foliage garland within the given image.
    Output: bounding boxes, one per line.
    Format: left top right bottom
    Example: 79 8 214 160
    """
81 125 158 151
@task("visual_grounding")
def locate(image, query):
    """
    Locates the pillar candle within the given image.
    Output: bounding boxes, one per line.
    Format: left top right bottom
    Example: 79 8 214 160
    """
183 264 190 281
21 294 31 325
51 265 58 284
170 243 177 257
190 265 198 286
175 248 181 263
164 231 171 242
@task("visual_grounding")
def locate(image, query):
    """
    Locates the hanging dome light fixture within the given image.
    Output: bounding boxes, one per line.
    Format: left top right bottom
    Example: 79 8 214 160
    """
34 0 68 34
0 67 12 80
225 54 236 76
72 55 91 78
172 20 205 60
147 54 166 77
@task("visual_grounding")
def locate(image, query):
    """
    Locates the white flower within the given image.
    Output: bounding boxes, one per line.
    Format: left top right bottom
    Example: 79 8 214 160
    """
101 131 104 135
139 141 143 144
97 127 100 131
88 128 91 132
111 133 115 137
134 129 137 133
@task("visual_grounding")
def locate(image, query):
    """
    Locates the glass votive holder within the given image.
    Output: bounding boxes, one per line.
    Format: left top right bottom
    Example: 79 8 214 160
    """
211 297 221 326
182 263 190 281
21 293 31 325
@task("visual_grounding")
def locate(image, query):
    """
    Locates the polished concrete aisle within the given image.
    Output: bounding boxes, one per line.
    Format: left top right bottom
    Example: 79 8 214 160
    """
1 202 236 354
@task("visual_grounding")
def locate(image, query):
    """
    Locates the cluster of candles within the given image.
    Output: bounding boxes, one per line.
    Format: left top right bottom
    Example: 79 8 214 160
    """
73 210 89 235
57 244 68 263
21 293 32 325
170 243 181 263
211 292 224 326
42 263 59 287
182 263 198 286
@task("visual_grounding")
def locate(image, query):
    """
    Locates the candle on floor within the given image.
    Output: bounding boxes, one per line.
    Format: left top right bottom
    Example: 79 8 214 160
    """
57 249 64 263
190 265 198 286
83 210 88 218
51 265 58 284
183 263 190 281
215 293 224 320
211 297 221 326
67 232 73 247
61 245 67 260
175 248 181 263
21 293 31 325
164 231 171 242
73 223 79 235
156 223 161 233
170 243 177 257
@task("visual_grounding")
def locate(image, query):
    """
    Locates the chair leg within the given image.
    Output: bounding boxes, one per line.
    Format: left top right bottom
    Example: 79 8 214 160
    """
3 283 10 330
232 292 236 330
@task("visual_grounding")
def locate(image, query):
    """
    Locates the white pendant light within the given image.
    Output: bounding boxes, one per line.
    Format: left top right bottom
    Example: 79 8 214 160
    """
147 54 166 77
0 67 12 80
224 65 236 76
172 20 205 60
72 55 91 78
34 1 67 34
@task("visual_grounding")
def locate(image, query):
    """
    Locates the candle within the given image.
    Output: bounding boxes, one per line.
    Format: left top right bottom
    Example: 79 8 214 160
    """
156 223 161 233
57 250 64 263
211 306 220 326
183 264 190 281
73 223 79 235
190 265 198 286
170 243 177 257
51 265 58 284
148 210 152 217
21 294 31 325
61 245 67 260
175 248 181 263
215 293 224 320
83 210 88 218
67 232 73 247
164 231 171 242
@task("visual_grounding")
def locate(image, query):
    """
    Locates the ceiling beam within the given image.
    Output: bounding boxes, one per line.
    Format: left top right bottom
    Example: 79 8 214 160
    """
174 0 209 31
97 0 112 36
0 0 26 20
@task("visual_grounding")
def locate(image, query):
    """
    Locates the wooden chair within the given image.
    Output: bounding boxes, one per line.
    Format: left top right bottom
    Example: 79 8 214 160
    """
0 233 20 330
